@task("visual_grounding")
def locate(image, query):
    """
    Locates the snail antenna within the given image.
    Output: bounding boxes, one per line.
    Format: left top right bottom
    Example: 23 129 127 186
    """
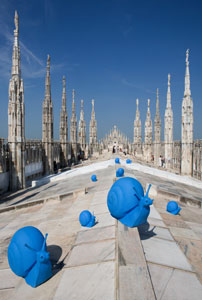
41 233 48 251
145 184 151 197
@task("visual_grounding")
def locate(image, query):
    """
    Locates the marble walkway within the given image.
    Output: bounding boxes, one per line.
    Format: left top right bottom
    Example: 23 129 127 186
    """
0 160 202 299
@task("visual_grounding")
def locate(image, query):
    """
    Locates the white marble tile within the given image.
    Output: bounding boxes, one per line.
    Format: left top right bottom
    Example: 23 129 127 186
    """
138 223 174 241
149 204 162 220
162 269 202 300
148 263 174 299
147 217 166 228
54 261 115 300
0 269 21 289
169 226 201 241
76 226 115 244
141 237 192 271
89 202 109 215
66 239 115 267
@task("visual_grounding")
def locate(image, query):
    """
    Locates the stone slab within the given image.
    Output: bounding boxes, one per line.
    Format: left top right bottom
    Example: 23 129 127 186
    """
0 269 21 289
169 226 200 241
148 263 173 299
141 237 193 271
138 223 174 241
147 217 166 228
76 225 115 244
119 265 155 300
7 267 64 300
118 225 146 266
89 202 109 215
186 221 202 239
90 190 109 206
162 269 202 300
149 204 162 220
66 239 115 267
160 212 189 229
54 261 115 300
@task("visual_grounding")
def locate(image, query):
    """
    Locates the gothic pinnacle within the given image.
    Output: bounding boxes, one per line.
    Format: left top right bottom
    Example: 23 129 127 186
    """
45 54 51 99
167 74 171 108
62 76 66 108
12 10 21 77
184 49 191 97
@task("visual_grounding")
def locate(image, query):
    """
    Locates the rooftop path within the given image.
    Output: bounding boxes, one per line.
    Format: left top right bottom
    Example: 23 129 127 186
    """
0 155 202 299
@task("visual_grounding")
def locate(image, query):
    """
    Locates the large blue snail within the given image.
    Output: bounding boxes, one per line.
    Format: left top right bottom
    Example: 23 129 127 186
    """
7 226 52 288
107 177 153 227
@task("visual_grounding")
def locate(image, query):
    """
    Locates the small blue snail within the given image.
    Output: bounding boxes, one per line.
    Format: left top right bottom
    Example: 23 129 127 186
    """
7 226 52 287
115 157 120 164
167 201 181 215
107 177 153 227
126 159 132 164
116 167 124 177
79 210 96 227
91 174 97 182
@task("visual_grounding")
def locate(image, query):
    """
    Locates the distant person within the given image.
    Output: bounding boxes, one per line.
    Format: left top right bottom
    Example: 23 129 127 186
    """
159 155 162 167
112 146 115 154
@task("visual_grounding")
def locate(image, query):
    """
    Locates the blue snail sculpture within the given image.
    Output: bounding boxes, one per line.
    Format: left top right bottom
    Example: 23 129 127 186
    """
167 201 181 215
126 159 132 164
116 168 124 177
7 226 52 288
115 158 120 164
79 210 96 227
107 177 153 227
91 174 97 182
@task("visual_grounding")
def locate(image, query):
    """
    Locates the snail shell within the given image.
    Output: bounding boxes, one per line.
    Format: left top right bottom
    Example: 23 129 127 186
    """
107 177 144 220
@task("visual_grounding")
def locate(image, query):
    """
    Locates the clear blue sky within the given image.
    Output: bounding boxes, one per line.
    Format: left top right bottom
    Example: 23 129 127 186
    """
0 0 202 141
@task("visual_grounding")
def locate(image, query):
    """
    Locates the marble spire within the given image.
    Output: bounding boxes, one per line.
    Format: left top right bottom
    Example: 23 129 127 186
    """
144 99 152 162
154 88 161 142
8 11 25 190
78 99 86 151
184 49 191 97
166 74 171 108
133 98 142 149
164 74 173 168
70 89 77 144
154 89 161 165
89 99 97 154
42 55 54 174
60 76 68 166
181 49 193 175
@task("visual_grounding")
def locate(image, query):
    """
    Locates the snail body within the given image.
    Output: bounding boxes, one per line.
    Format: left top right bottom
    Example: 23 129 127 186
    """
107 177 153 227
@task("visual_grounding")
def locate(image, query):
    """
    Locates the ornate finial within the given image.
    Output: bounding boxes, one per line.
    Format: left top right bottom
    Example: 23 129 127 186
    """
136 98 139 106
168 74 170 85
186 49 189 64
157 88 159 97
72 89 75 101
47 55 50 67
81 99 83 108
184 49 191 96
63 75 65 84
148 99 150 107
92 99 94 106
15 11 19 32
